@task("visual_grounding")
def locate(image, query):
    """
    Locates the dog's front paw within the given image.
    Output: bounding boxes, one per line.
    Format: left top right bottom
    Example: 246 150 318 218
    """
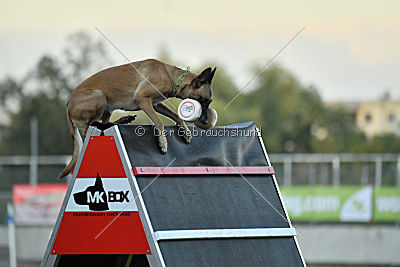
177 124 192 144
158 135 168 154
182 128 192 144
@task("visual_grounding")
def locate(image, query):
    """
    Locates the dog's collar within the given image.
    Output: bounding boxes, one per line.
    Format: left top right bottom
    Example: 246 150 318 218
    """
173 66 190 96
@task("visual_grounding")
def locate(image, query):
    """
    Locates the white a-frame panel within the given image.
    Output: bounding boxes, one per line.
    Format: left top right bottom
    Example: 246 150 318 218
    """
41 126 164 267
256 128 307 267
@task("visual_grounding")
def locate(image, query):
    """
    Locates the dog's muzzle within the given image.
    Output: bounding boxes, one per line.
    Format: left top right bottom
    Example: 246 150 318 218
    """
199 101 209 125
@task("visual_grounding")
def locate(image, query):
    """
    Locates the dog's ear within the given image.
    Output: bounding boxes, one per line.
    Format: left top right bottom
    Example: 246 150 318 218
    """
95 173 102 186
208 67 217 84
194 67 212 88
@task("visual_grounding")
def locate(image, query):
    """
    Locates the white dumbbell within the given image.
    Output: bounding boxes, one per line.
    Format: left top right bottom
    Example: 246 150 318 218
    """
178 99 218 129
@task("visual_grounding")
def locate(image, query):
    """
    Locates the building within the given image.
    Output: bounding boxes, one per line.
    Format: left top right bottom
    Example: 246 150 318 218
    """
356 100 400 137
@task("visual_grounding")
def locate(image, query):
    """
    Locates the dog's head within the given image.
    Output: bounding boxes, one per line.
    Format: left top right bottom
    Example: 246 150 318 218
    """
182 67 216 125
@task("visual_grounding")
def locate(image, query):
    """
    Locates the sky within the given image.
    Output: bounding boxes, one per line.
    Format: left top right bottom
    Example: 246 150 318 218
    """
0 0 399 102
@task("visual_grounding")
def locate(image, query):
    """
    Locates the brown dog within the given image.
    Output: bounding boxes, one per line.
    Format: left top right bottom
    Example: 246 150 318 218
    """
58 59 216 179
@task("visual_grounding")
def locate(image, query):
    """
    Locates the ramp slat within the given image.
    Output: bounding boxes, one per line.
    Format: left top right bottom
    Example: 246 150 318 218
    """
133 166 275 175
155 228 296 240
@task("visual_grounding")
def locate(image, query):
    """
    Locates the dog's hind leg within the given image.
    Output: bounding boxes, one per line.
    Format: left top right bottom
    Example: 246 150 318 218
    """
82 122 91 139
154 103 192 144
138 98 168 153
101 108 111 123
69 89 109 139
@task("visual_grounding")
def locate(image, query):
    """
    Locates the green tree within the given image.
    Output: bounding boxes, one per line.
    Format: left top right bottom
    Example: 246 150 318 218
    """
0 32 111 155
0 93 70 154
365 134 400 153
311 107 367 153
244 64 325 152
239 63 372 153
1 34 398 156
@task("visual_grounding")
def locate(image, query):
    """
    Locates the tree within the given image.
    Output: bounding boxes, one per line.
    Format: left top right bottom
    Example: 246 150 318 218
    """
239 63 371 153
0 93 70 154
0 33 398 155
243 64 325 152
0 32 111 155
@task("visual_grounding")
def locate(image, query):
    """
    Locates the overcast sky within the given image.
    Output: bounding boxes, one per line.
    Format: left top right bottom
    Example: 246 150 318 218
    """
1 0 399 102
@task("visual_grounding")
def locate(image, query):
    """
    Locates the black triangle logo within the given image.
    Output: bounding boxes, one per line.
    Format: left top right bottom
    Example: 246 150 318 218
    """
73 173 109 211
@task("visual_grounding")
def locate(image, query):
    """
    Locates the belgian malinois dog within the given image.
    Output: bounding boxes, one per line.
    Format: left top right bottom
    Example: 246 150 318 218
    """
58 59 216 179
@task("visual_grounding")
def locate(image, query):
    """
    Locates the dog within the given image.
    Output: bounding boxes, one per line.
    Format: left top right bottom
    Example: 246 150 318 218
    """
58 59 216 179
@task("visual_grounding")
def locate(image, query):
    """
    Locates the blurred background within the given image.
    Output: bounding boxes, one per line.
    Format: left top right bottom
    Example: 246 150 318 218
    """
0 0 399 266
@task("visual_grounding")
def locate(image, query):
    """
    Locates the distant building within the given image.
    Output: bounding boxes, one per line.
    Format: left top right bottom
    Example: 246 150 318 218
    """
356 100 400 137
326 98 400 138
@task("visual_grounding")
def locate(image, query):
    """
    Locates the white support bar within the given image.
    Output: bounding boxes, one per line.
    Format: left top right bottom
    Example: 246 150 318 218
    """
332 156 340 187
7 203 16 267
375 155 382 188
30 116 38 186
397 155 400 188
155 228 297 241
283 156 292 187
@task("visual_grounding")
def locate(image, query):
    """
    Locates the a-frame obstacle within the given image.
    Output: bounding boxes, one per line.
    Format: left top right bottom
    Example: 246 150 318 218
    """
41 122 305 267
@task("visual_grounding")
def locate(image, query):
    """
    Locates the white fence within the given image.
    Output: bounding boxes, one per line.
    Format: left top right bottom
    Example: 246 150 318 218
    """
0 153 399 187
270 153 400 187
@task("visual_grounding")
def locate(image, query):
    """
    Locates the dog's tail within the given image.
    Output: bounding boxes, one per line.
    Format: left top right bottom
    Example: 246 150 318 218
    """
58 109 83 179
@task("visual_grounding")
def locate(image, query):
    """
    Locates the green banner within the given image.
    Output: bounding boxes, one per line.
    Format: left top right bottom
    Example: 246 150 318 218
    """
281 186 373 222
374 187 400 222
281 186 400 222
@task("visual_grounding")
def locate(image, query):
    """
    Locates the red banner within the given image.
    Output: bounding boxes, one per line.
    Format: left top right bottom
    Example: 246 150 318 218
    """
13 184 68 225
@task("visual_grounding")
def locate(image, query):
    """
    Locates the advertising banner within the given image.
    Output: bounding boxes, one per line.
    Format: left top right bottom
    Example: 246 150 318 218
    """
374 187 400 222
13 184 68 225
281 186 374 222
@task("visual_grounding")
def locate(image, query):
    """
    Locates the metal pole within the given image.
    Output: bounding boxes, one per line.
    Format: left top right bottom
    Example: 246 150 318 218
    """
283 155 292 187
7 203 17 267
321 163 329 185
309 164 316 186
361 163 369 186
332 156 340 187
30 116 38 186
396 155 400 188
375 155 382 188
